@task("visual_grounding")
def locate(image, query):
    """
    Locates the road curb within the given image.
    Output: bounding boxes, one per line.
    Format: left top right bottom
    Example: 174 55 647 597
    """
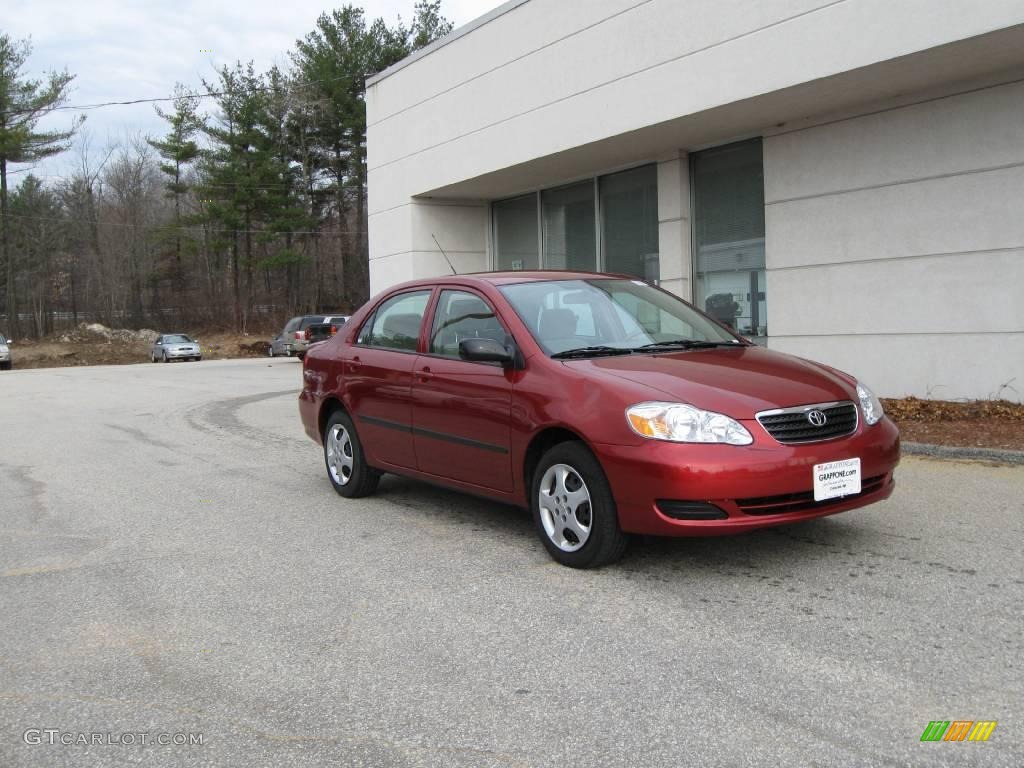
902 441 1024 466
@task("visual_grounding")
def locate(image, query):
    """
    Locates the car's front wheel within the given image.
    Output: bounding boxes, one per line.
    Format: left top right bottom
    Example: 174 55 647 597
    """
531 442 628 568
324 410 380 498
162 351 169 363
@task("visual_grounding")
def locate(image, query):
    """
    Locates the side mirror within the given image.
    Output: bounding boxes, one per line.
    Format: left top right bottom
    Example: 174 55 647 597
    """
459 338 513 366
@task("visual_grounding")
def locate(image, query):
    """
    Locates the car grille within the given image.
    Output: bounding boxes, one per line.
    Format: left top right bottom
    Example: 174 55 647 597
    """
756 401 858 444
736 474 887 516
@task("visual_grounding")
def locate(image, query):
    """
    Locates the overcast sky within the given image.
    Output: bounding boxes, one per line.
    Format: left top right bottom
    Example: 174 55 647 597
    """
5 0 503 183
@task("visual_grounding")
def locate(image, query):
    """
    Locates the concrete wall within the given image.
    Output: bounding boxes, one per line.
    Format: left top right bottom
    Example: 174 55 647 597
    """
764 79 1024 401
366 0 1024 401
367 0 1024 292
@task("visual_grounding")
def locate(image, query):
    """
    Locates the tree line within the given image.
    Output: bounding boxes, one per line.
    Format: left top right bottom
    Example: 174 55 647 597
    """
0 2 452 337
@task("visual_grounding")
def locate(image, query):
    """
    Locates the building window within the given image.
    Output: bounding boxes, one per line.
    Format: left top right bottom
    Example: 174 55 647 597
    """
542 181 596 271
600 164 659 281
491 165 659 280
493 194 539 271
691 139 766 340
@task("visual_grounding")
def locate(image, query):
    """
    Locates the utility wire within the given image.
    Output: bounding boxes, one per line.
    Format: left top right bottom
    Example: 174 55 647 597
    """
0 72 363 119
3 210 352 236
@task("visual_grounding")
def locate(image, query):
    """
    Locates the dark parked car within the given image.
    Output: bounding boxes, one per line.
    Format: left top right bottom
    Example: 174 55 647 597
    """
0 333 11 370
270 315 349 358
299 271 900 568
305 318 349 347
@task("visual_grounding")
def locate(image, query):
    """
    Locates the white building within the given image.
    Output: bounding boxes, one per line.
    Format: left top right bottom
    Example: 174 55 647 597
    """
365 0 1024 402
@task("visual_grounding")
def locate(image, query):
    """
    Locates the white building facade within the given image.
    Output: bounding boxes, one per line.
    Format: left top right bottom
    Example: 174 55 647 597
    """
365 0 1024 402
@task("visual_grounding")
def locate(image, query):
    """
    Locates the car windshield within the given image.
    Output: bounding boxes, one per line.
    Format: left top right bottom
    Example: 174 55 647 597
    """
164 335 193 344
0 334 6 343
499 279 742 356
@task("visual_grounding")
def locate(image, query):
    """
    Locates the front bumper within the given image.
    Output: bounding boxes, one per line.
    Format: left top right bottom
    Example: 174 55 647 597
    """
166 348 201 358
594 417 900 536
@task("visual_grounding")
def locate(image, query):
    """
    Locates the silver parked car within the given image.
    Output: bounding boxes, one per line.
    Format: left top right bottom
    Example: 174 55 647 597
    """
151 333 202 363
269 315 349 358
0 333 11 370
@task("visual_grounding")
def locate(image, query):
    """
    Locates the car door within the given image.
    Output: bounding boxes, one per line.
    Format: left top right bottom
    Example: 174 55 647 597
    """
411 289 514 492
343 290 433 470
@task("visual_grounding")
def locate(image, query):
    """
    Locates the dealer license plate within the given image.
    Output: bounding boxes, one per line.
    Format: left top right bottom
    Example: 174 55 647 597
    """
813 458 861 501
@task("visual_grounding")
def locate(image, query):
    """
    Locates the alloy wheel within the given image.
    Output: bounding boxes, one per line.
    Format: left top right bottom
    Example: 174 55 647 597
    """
538 463 593 552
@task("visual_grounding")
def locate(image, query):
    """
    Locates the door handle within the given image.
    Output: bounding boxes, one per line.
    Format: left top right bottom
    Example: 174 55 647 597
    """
348 356 361 372
418 366 433 382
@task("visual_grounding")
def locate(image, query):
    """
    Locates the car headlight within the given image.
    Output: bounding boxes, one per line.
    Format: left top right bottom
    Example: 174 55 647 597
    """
626 402 753 445
856 381 884 426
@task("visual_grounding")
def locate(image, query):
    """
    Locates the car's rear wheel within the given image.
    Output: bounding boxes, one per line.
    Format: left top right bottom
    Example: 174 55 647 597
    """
324 411 380 498
531 442 628 568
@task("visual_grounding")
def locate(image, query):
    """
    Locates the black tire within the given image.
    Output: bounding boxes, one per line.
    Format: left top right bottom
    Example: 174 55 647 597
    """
162 352 169 363
530 441 628 569
0 361 11 371
296 352 305 361
323 410 380 498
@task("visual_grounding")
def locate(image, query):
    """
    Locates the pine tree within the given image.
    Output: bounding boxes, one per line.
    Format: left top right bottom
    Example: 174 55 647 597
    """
290 2 453 309
148 84 202 300
0 33 81 336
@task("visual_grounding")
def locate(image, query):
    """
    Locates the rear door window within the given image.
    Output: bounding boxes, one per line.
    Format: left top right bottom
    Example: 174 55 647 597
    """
283 317 301 333
358 291 432 352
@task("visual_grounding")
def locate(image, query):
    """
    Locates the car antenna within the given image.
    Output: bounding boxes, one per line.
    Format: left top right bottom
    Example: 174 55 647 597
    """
432 233 458 275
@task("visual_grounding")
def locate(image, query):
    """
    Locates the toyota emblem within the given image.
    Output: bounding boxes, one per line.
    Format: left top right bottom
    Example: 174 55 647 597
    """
806 409 828 427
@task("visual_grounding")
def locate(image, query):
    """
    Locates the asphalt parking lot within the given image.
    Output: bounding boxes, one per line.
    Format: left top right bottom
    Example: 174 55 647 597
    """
0 359 1021 767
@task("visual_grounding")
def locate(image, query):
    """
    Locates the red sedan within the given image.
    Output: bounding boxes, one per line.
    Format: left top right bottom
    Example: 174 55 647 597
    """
299 272 900 568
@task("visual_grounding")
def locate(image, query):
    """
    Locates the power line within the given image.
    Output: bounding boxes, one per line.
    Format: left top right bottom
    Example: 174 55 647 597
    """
3 210 353 236
15 173 332 191
0 72 364 119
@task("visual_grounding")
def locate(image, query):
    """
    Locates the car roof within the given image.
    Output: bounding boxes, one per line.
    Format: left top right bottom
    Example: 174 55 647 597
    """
379 270 637 292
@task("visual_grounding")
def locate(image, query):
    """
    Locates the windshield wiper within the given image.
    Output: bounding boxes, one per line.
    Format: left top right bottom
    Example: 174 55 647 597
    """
551 346 633 360
635 339 743 351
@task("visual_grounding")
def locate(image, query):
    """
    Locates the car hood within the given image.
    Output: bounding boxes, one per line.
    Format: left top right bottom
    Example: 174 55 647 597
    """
573 346 855 419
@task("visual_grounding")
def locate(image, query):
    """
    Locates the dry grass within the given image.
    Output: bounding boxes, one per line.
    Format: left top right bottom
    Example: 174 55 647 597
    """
881 397 1024 422
10 328 272 369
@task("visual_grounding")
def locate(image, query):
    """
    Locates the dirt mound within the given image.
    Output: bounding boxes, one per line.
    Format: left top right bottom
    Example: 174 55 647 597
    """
239 341 271 356
56 323 159 345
